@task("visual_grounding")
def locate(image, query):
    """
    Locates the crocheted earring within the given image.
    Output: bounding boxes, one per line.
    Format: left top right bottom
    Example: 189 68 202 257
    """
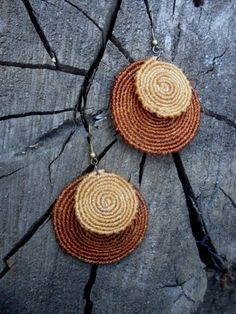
111 19 201 155
52 98 148 265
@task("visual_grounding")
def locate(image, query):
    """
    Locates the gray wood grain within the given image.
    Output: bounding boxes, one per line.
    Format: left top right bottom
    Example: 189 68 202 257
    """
0 1 51 64
0 0 235 313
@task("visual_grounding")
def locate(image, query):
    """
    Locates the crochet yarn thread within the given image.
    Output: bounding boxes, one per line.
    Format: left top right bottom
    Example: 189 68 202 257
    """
135 58 192 118
75 170 139 235
52 173 148 264
111 60 201 155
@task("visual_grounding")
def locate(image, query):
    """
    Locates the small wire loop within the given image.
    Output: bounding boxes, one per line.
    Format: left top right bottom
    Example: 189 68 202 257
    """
152 46 162 59
90 157 98 166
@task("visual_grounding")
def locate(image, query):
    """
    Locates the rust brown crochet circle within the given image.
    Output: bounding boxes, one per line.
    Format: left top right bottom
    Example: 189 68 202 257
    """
52 173 148 265
111 60 201 155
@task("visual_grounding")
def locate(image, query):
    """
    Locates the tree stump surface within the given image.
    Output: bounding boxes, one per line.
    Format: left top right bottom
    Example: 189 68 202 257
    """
0 1 235 313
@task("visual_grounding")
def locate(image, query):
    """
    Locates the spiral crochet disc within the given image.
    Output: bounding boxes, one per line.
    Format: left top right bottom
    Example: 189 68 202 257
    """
135 58 192 118
52 173 148 264
111 60 201 155
75 170 139 235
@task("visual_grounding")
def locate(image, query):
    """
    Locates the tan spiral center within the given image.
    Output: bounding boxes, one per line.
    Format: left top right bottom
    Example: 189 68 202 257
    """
74 170 139 235
135 58 192 118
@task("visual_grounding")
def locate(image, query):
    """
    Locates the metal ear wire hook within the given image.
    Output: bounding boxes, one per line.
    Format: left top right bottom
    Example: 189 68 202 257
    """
88 123 99 173
150 14 162 59
151 27 162 58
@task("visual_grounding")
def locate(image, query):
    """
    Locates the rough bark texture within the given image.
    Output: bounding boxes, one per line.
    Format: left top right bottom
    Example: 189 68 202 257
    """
0 0 235 313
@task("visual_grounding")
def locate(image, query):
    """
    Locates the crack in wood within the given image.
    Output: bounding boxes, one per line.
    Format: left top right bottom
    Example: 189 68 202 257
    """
143 0 154 30
41 0 56 6
201 107 236 130
139 153 147 187
0 108 73 122
171 22 182 61
205 48 229 74
172 152 227 272
0 61 86 76
160 278 190 289
48 129 76 184
22 0 58 64
172 0 176 15
110 35 135 63
83 265 98 314
0 202 54 279
0 167 25 180
196 48 229 75
193 0 204 7
220 188 236 209
174 291 195 304
63 0 106 53
160 276 196 303
75 0 122 129
64 0 102 32
24 120 76 152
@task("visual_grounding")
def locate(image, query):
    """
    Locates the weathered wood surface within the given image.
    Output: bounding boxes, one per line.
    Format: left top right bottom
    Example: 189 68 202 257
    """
0 0 235 313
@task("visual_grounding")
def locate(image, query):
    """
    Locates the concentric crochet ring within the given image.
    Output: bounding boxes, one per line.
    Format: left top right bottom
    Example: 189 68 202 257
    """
75 170 139 235
111 60 201 155
52 173 148 264
135 58 192 118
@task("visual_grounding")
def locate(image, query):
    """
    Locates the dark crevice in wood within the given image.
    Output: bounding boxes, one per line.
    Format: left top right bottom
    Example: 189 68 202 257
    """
160 278 190 289
63 0 105 52
0 108 73 122
110 35 135 63
143 0 154 29
174 291 194 304
23 107 106 154
48 129 76 183
193 0 204 7
161 276 195 303
75 0 122 129
171 23 182 61
81 137 118 175
41 0 56 6
204 48 229 74
220 188 236 209
24 120 76 152
172 0 176 15
83 265 98 314
139 153 147 187
0 202 54 280
0 167 25 180
0 138 117 280
201 107 236 130
172 152 227 272
22 0 58 64
0 61 86 76
64 0 102 32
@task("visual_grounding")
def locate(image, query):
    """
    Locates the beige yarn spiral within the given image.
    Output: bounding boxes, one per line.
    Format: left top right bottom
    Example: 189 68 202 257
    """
74 170 139 235
135 58 192 118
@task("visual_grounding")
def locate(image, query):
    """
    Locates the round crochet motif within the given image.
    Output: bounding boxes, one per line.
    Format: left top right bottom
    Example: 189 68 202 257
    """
75 170 139 235
52 173 148 264
135 58 192 118
111 60 201 155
